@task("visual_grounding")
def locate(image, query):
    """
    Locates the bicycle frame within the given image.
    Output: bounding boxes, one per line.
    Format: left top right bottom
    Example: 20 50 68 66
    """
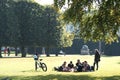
35 59 47 72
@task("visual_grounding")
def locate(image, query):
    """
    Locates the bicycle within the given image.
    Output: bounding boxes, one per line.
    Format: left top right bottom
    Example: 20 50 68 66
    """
35 59 47 72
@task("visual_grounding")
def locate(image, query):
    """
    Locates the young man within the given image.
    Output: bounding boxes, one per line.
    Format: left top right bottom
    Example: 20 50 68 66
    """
33 52 39 71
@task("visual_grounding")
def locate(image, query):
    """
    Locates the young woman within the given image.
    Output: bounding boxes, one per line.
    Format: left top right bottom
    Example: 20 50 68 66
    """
93 49 101 70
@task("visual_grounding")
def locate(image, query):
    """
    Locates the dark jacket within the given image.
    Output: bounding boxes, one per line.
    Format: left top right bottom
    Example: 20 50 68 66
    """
94 50 100 62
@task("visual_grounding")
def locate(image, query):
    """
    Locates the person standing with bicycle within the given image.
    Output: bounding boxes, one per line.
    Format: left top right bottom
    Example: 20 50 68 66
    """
33 52 39 71
33 52 47 71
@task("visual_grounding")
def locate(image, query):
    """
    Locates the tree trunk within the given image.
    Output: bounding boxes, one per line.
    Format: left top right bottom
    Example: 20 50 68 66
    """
15 47 18 56
55 53 58 56
21 46 26 57
0 46 2 58
46 47 50 57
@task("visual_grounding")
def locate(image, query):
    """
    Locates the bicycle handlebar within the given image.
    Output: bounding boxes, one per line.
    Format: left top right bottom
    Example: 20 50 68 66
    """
39 59 43 61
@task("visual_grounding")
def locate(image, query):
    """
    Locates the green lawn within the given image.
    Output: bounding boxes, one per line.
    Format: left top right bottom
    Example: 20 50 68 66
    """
0 55 120 80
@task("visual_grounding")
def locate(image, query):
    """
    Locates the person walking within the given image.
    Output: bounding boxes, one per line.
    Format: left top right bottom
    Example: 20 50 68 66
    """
93 49 101 70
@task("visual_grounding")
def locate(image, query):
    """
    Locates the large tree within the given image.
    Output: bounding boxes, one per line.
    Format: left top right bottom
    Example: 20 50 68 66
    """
14 0 44 57
0 0 19 57
0 0 8 57
41 6 61 56
54 0 120 44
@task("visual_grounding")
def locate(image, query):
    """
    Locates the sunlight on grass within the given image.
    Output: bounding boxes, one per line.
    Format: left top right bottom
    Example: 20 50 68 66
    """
0 55 120 80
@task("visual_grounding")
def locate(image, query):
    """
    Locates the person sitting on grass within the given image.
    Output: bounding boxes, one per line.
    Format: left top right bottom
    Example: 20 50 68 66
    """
54 61 69 72
75 59 83 72
67 61 74 72
82 61 91 72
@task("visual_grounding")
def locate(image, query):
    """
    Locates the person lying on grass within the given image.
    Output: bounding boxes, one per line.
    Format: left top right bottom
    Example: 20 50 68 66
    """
54 61 76 72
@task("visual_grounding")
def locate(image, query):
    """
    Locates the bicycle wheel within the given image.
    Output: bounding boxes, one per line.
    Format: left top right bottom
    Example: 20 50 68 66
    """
41 63 47 72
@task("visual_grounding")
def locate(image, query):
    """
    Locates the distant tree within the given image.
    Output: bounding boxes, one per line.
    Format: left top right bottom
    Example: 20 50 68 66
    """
40 6 61 56
0 0 18 57
7 1 20 56
14 0 44 57
58 22 74 48
0 0 75 58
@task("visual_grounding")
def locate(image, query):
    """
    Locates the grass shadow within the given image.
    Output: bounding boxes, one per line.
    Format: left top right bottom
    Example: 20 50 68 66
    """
0 74 120 80
101 55 120 57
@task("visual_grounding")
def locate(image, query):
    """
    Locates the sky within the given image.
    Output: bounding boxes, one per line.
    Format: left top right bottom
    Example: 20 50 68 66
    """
35 0 54 5
35 0 68 12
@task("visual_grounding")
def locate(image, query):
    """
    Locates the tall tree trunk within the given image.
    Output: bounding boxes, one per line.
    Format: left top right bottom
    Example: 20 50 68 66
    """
15 47 18 56
46 47 50 57
0 46 2 58
21 46 26 57
55 53 58 56
54 48 58 56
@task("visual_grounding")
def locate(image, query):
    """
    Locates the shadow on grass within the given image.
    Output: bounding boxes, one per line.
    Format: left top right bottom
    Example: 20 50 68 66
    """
0 75 120 80
102 55 120 57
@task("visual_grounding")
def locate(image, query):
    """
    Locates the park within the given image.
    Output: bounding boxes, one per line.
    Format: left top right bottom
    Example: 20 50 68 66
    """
0 54 120 80
0 0 120 80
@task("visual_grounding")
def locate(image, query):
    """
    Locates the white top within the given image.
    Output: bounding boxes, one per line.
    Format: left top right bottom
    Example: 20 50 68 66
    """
33 55 38 59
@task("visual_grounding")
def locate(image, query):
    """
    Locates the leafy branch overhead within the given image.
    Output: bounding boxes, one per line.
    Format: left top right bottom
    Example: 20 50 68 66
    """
54 0 120 44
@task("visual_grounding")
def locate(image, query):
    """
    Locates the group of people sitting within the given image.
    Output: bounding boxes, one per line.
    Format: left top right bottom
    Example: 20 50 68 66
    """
54 59 94 72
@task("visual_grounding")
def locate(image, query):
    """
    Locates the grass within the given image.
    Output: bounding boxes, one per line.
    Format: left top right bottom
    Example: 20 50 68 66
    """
0 54 120 80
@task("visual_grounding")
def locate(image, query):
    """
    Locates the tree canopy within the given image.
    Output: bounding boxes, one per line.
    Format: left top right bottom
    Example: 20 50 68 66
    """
54 0 120 44
0 0 74 57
